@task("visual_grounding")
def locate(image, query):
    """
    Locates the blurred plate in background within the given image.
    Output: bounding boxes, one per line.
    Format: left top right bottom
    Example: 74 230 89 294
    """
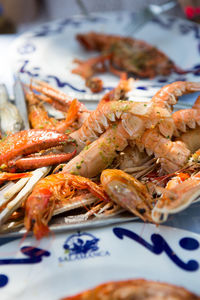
9 11 200 103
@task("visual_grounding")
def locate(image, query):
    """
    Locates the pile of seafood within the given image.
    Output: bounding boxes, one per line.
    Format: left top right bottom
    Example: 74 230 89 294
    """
0 77 200 240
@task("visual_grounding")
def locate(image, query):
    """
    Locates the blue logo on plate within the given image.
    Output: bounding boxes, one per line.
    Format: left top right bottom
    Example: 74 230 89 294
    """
58 232 110 262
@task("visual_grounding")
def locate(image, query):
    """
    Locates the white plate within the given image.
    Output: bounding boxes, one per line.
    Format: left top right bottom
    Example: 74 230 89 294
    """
0 222 200 299
9 11 200 104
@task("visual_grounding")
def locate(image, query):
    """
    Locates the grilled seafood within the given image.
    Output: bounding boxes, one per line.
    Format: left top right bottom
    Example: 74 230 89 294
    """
65 81 200 176
141 128 190 173
1 78 200 237
26 92 80 133
152 149 200 222
101 169 153 221
173 93 200 136
28 80 90 127
152 81 200 111
112 145 155 178
0 172 31 185
152 171 200 222
24 173 110 239
98 74 133 105
27 76 132 132
0 167 51 227
62 279 200 300
62 118 189 177
70 100 173 153
75 31 183 78
100 145 200 223
72 55 109 79
59 121 129 177
0 129 76 171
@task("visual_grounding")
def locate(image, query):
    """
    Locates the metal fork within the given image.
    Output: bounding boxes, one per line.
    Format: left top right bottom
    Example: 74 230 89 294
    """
125 1 177 35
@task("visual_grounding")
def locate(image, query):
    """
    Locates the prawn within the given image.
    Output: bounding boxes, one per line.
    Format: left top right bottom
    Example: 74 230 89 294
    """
59 121 129 177
61 123 190 178
152 171 200 223
24 173 109 239
26 92 80 133
173 94 200 136
101 169 153 222
70 100 173 153
152 81 200 111
29 80 90 126
76 32 182 78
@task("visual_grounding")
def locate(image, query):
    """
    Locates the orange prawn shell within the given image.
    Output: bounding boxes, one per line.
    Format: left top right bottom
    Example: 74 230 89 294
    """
25 173 109 239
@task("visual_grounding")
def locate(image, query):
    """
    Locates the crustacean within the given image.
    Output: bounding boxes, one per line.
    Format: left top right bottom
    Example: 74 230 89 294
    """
57 81 200 177
72 55 110 93
0 172 31 185
26 76 133 132
173 95 200 137
0 129 76 171
152 148 200 222
62 279 200 300
74 31 183 79
101 169 153 222
99 90 200 222
1 78 200 238
26 80 90 129
24 173 110 239
100 144 200 224
26 92 80 133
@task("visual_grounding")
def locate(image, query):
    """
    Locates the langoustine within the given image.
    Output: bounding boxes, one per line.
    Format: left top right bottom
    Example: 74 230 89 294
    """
26 92 80 133
0 172 31 185
59 81 200 177
100 145 200 224
75 32 183 78
152 148 200 222
100 169 153 222
27 79 90 128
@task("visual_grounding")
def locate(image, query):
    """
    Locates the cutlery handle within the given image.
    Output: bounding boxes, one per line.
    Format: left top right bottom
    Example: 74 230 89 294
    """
76 0 90 17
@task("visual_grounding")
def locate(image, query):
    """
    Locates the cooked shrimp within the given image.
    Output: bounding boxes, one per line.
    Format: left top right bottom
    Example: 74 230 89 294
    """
0 172 31 185
25 173 109 239
140 128 190 173
60 121 129 177
26 92 80 133
101 169 153 221
98 75 134 105
70 100 173 153
152 171 200 223
61 123 190 178
29 80 90 125
76 31 182 78
152 81 200 111
72 55 110 79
